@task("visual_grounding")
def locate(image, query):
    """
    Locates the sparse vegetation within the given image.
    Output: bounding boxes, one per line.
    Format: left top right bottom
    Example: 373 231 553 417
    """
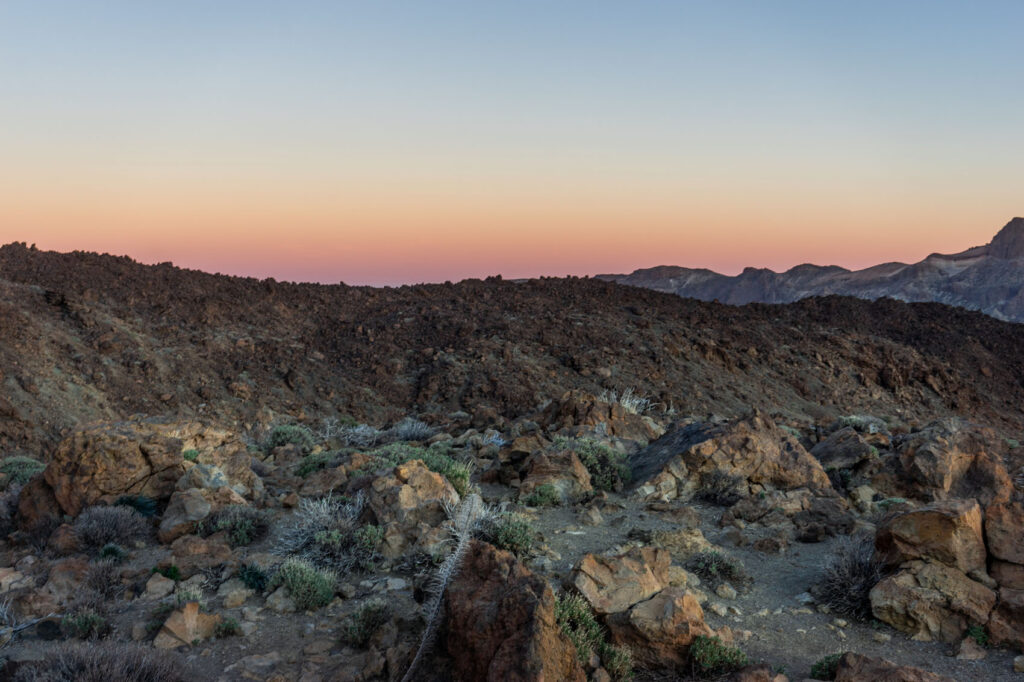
295 451 336 477
364 442 472 496
61 608 110 640
553 437 630 491
274 494 381 573
385 417 435 442
485 512 535 556
0 456 45 486
271 558 336 611
11 642 184 682
522 483 560 507
599 643 634 681
555 593 605 661
84 559 123 600
686 550 750 588
810 653 842 680
237 563 269 592
152 564 182 582
73 505 149 551
214 618 242 638
816 535 885 621
598 387 652 414
200 505 269 547
689 634 748 677
695 470 744 506
343 599 391 647
266 424 316 453
966 624 989 647
99 543 128 561
175 584 206 609
182 449 199 462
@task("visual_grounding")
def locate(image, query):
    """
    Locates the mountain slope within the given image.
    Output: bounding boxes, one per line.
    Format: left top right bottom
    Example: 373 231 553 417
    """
599 217 1024 321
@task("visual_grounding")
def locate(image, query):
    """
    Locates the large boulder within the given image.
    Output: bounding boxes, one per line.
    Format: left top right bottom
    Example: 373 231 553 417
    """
833 652 955 682
605 587 711 670
571 546 670 615
542 390 664 443
987 587 1024 650
39 418 260 517
869 560 996 642
874 499 987 575
445 541 585 682
984 499 1024 565
367 460 459 558
632 412 831 502
884 419 1012 507
518 451 592 504
811 426 876 470
153 601 223 649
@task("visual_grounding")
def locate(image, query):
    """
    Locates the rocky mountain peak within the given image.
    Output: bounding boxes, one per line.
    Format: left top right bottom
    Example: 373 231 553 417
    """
988 217 1024 260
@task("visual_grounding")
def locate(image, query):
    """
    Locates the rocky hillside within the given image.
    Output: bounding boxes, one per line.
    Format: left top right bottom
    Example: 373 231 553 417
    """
0 245 1023 680
599 217 1024 322
2 242 1024 460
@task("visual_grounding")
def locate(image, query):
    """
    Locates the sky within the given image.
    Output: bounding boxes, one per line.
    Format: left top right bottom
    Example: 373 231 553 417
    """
1 1 1022 285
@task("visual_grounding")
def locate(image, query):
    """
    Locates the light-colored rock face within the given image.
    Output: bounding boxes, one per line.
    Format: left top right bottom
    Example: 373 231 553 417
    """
518 450 592 503
445 541 586 682
875 499 987 575
542 390 665 443
632 412 831 502
605 587 711 670
152 601 222 649
984 500 1024 565
572 546 670 615
833 652 956 682
40 418 260 517
157 488 212 544
367 460 459 558
869 561 996 643
987 587 1024 650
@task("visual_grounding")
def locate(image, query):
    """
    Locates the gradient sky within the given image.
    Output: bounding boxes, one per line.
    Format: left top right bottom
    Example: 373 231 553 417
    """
1 1 1022 285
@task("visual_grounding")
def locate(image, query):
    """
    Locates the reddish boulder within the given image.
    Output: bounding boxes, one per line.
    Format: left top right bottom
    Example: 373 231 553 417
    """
519 450 592 504
572 546 670 615
874 499 986 575
605 587 711 670
445 541 585 682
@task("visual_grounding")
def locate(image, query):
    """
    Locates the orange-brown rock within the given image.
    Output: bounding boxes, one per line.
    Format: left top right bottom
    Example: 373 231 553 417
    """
605 587 711 669
518 450 592 503
542 390 664 443
889 419 1013 507
15 474 62 530
572 546 670 615
41 418 255 516
987 587 1024 650
153 601 223 649
833 652 955 682
445 541 585 682
39 557 89 607
632 412 831 502
729 664 790 682
991 560 1024 590
984 499 1024 565
869 560 996 642
874 499 986 574
367 460 459 558
169 534 234 578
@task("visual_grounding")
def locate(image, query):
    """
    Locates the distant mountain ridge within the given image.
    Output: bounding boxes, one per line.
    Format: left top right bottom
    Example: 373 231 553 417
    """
598 217 1024 322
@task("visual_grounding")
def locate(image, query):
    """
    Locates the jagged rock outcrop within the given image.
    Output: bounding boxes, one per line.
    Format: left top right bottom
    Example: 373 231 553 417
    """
445 541 585 682
605 587 712 670
367 460 460 558
571 546 670 615
832 652 956 682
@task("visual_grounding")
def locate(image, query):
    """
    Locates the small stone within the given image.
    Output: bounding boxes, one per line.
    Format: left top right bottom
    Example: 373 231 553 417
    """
1014 655 1024 672
581 508 604 526
265 587 296 613
816 603 832 614
144 573 176 600
956 637 987 661
795 592 815 605
385 578 407 591
833 618 848 628
716 583 737 600
339 583 357 599
837 630 847 640
754 609 769 617
302 639 335 656
240 621 258 636
709 602 728 617
873 632 891 643
242 606 262 621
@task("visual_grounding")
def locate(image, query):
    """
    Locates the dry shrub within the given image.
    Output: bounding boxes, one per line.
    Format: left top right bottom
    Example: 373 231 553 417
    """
12 642 184 681
815 534 885 620
73 506 149 551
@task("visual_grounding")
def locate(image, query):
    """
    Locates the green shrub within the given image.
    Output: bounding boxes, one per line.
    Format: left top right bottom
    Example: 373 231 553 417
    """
599 642 634 681
174 584 206 610
522 483 560 507
200 505 269 547
342 599 391 647
690 635 748 676
182 449 199 462
810 653 842 680
365 443 471 495
553 437 630 491
966 624 989 647
266 424 316 453
296 451 335 477
686 551 750 588
152 565 181 582
272 558 335 611
0 456 45 486
115 495 158 517
238 563 269 592
555 593 604 661
99 543 128 561
489 513 534 556
62 608 109 639
214 618 242 638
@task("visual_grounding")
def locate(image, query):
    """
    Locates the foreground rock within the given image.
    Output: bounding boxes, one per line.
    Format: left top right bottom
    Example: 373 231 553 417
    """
833 652 955 682
445 541 585 682
605 587 711 670
632 412 832 502
571 546 670 615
